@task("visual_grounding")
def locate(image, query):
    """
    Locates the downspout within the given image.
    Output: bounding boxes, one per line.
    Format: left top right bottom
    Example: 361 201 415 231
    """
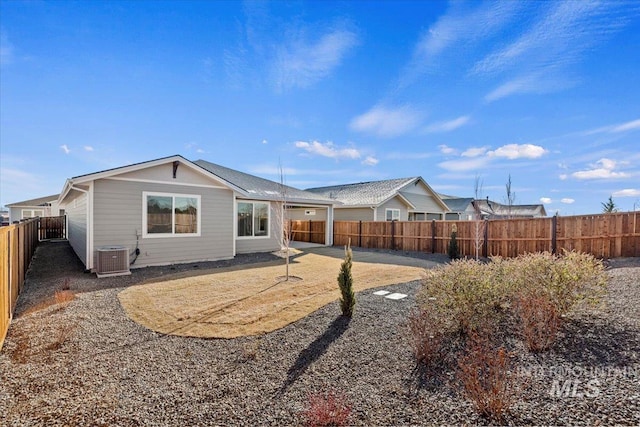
372 206 377 221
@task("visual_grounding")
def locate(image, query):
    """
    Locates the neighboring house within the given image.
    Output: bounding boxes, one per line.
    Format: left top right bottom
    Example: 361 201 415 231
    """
306 177 450 221
439 195 476 220
0 210 9 226
6 194 62 223
58 155 337 272
473 198 547 219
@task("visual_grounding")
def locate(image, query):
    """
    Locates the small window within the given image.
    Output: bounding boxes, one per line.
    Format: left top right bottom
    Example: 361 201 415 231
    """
237 201 270 238
386 208 400 221
143 192 200 237
22 209 44 219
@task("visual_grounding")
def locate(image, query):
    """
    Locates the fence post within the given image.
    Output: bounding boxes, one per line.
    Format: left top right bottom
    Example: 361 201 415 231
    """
431 220 436 254
483 220 489 258
358 221 362 247
551 214 558 254
391 220 396 250
308 220 312 243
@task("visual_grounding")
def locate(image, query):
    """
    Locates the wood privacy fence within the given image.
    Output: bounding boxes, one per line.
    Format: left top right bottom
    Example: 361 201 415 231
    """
39 215 66 240
1 219 39 350
334 212 640 259
289 220 326 244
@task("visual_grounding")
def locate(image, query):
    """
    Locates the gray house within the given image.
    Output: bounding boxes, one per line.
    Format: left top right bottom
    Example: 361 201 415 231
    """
6 194 62 223
58 155 336 273
439 195 476 220
306 177 450 221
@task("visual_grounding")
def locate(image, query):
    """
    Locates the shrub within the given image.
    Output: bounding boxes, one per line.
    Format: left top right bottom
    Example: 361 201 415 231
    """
407 307 449 369
337 243 355 318
303 390 352 427
448 226 460 260
512 290 560 352
457 332 517 423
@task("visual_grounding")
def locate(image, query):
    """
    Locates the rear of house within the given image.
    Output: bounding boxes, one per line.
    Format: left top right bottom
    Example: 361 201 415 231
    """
58 155 336 273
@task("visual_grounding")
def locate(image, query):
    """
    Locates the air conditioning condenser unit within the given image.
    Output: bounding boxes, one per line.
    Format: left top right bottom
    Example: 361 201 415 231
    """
96 246 131 278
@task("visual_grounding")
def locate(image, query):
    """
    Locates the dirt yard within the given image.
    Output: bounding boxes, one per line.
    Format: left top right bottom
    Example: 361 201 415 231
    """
118 248 426 338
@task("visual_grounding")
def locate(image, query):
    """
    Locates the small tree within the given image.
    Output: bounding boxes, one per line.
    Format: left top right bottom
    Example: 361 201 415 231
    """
601 195 618 213
337 241 355 317
472 175 486 260
274 160 292 280
448 224 460 260
504 174 516 219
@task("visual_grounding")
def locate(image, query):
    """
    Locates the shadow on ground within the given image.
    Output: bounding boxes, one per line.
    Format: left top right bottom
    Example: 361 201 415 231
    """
277 315 351 395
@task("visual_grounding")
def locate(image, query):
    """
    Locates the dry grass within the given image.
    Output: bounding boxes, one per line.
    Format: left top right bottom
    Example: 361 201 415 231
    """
118 251 424 338
21 289 76 317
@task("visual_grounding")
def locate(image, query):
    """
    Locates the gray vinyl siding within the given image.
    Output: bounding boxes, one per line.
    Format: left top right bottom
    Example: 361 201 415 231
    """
333 208 374 221
65 192 88 267
286 207 328 221
376 197 409 221
93 178 234 268
235 201 280 254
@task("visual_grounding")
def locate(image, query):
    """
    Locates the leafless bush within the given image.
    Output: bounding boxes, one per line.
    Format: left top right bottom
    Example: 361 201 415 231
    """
513 291 561 352
303 390 352 427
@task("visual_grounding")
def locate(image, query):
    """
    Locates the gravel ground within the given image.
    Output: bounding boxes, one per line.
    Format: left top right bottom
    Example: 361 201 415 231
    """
1 241 639 426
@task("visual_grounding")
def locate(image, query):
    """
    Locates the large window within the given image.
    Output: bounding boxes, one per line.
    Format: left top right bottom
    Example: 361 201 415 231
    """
144 192 200 237
237 201 269 238
385 208 400 221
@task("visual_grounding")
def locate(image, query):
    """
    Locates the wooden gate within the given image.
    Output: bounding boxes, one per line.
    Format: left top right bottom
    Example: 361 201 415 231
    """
39 216 66 240
289 220 326 244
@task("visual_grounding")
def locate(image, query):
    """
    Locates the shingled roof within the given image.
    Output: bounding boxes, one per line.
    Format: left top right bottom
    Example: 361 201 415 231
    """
193 159 336 204
306 177 419 207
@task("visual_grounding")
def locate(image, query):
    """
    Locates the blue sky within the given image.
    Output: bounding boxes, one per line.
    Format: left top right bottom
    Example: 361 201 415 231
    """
1 0 639 214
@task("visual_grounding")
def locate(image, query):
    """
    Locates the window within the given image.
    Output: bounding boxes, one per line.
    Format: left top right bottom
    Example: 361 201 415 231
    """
385 208 400 221
237 201 270 238
143 192 200 237
22 209 44 219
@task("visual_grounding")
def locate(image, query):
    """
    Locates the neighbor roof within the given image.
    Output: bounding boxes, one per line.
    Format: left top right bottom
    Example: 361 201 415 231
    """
306 177 419 207
441 197 474 212
474 199 547 217
6 194 59 207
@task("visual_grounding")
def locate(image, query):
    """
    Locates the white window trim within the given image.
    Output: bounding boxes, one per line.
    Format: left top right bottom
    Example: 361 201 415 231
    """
142 191 201 238
236 200 271 239
22 209 44 219
385 208 400 221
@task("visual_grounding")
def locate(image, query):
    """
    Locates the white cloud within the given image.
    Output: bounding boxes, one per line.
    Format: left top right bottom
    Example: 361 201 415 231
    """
438 157 490 172
561 198 575 204
273 28 358 91
60 145 71 154
540 197 552 204
571 158 630 180
559 174 568 180
612 189 640 198
350 104 423 138
461 146 489 158
294 140 360 160
362 156 379 166
262 139 268 144
84 146 94 152
489 143 548 160
438 144 457 155
425 115 470 133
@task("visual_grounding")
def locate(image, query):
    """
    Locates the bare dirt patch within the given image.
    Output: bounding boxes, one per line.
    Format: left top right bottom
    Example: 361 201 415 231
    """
118 251 424 338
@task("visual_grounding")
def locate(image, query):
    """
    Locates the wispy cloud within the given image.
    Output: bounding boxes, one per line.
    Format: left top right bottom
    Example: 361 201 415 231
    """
350 104 423 138
540 197 552 204
475 1 635 101
438 144 458 155
561 198 575 204
0 31 13 66
582 118 640 135
361 156 379 166
571 158 630 180
83 146 94 152
294 140 360 160
612 189 640 198
273 27 358 91
425 115 470 133
462 146 489 158
60 145 71 154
